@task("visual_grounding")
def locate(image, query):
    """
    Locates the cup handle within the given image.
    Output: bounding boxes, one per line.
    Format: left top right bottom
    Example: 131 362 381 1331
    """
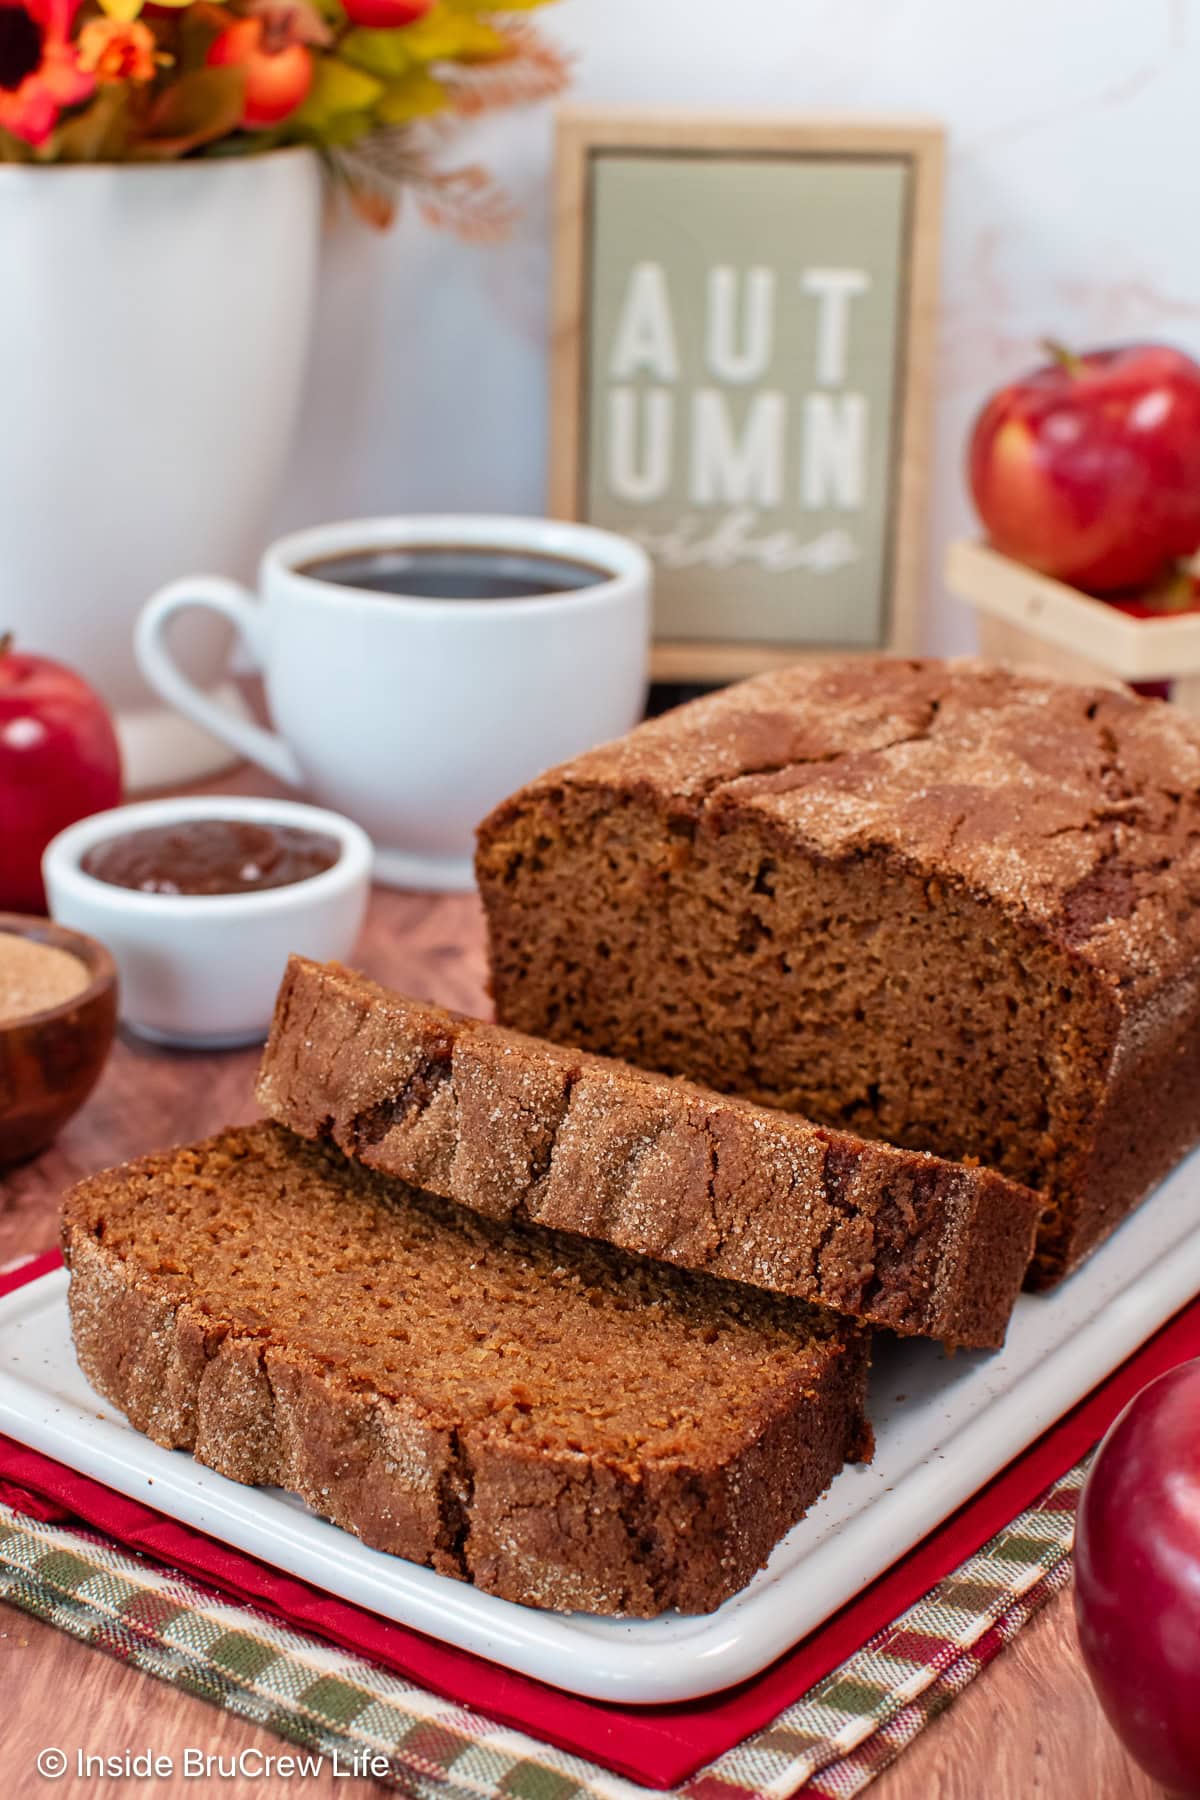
135 577 303 787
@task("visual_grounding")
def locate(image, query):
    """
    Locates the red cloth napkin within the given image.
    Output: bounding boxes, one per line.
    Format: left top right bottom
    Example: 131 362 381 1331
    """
3 1249 1197 1790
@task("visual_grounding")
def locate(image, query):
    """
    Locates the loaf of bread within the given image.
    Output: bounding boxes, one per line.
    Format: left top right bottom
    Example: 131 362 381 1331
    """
476 658 1200 1287
258 957 1040 1347
62 1122 872 1616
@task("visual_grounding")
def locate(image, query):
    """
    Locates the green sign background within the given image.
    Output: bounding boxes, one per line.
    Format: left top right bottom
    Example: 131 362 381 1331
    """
583 153 910 647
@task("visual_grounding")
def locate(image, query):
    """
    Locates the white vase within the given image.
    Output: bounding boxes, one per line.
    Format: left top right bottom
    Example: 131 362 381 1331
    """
0 149 322 788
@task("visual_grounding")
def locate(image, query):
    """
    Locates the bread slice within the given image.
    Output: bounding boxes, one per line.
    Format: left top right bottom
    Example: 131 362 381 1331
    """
61 1122 872 1617
256 957 1040 1349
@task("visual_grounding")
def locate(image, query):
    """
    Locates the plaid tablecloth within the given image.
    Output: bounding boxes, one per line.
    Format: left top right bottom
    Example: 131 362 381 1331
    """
0 1456 1085 1799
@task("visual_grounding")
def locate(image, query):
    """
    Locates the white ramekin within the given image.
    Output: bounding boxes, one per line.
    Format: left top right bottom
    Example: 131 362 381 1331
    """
43 795 372 1049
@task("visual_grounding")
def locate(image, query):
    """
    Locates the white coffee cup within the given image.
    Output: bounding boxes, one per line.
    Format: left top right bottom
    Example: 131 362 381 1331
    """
136 515 652 891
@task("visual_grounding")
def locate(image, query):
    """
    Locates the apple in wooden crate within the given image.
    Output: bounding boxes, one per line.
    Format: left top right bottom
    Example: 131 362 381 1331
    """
968 343 1200 597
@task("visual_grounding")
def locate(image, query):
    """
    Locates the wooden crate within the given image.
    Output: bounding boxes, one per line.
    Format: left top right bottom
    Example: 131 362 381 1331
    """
945 540 1200 715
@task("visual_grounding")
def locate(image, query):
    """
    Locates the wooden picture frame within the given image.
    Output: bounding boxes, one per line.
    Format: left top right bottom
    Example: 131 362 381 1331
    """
549 108 944 683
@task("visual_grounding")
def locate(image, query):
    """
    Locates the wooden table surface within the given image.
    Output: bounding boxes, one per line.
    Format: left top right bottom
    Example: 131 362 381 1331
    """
0 777 1162 1798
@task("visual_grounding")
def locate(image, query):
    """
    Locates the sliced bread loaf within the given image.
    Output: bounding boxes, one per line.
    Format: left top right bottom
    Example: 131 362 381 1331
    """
257 957 1039 1348
62 1122 871 1617
476 658 1200 1286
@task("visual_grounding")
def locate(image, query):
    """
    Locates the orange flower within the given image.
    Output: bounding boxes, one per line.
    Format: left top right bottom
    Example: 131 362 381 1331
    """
77 15 163 83
0 0 93 145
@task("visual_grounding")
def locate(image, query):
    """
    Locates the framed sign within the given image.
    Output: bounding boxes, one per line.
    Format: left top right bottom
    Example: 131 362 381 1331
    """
549 109 943 681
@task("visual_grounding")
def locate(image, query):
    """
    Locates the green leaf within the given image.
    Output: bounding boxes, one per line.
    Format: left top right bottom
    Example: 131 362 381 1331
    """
201 126 287 156
291 56 384 129
0 125 35 163
177 3 237 74
376 68 447 122
293 106 376 147
404 9 510 60
50 87 133 163
339 28 414 78
343 7 510 71
135 66 246 158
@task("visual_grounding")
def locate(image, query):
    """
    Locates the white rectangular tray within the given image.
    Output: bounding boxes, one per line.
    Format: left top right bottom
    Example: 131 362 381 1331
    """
2 1154 1199 1706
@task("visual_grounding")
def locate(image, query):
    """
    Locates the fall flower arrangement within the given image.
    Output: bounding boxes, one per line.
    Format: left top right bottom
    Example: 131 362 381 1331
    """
0 0 567 229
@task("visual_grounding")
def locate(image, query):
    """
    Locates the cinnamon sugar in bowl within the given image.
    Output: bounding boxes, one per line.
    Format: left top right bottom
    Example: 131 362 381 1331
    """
0 934 91 1024
0 916 116 1166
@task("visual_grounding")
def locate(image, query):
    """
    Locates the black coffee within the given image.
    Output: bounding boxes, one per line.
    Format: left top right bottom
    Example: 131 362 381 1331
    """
300 545 608 602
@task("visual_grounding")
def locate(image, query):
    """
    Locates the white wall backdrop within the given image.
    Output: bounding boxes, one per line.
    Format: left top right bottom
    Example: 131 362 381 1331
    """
276 0 1200 656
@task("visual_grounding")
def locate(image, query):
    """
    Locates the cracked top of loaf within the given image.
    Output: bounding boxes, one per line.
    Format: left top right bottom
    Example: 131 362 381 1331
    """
490 658 1200 995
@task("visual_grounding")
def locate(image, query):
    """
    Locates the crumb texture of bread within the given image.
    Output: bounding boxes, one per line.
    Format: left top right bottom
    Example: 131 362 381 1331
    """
258 958 1040 1348
475 657 1200 1288
61 1123 871 1617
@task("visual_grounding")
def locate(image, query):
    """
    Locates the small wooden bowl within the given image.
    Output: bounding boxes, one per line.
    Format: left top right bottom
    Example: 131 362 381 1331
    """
0 915 117 1167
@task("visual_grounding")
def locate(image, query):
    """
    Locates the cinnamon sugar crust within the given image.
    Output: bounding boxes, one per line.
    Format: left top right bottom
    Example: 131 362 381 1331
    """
258 957 1040 1348
61 1122 872 1616
476 658 1200 1284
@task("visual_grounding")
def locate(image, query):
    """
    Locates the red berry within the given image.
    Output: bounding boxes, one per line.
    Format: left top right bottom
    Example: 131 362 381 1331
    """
207 19 313 129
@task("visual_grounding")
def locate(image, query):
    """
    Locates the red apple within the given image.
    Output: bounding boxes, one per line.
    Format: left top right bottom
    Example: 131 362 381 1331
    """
340 0 431 24
1074 1359 1200 1795
0 635 122 914
207 18 313 128
968 343 1200 594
